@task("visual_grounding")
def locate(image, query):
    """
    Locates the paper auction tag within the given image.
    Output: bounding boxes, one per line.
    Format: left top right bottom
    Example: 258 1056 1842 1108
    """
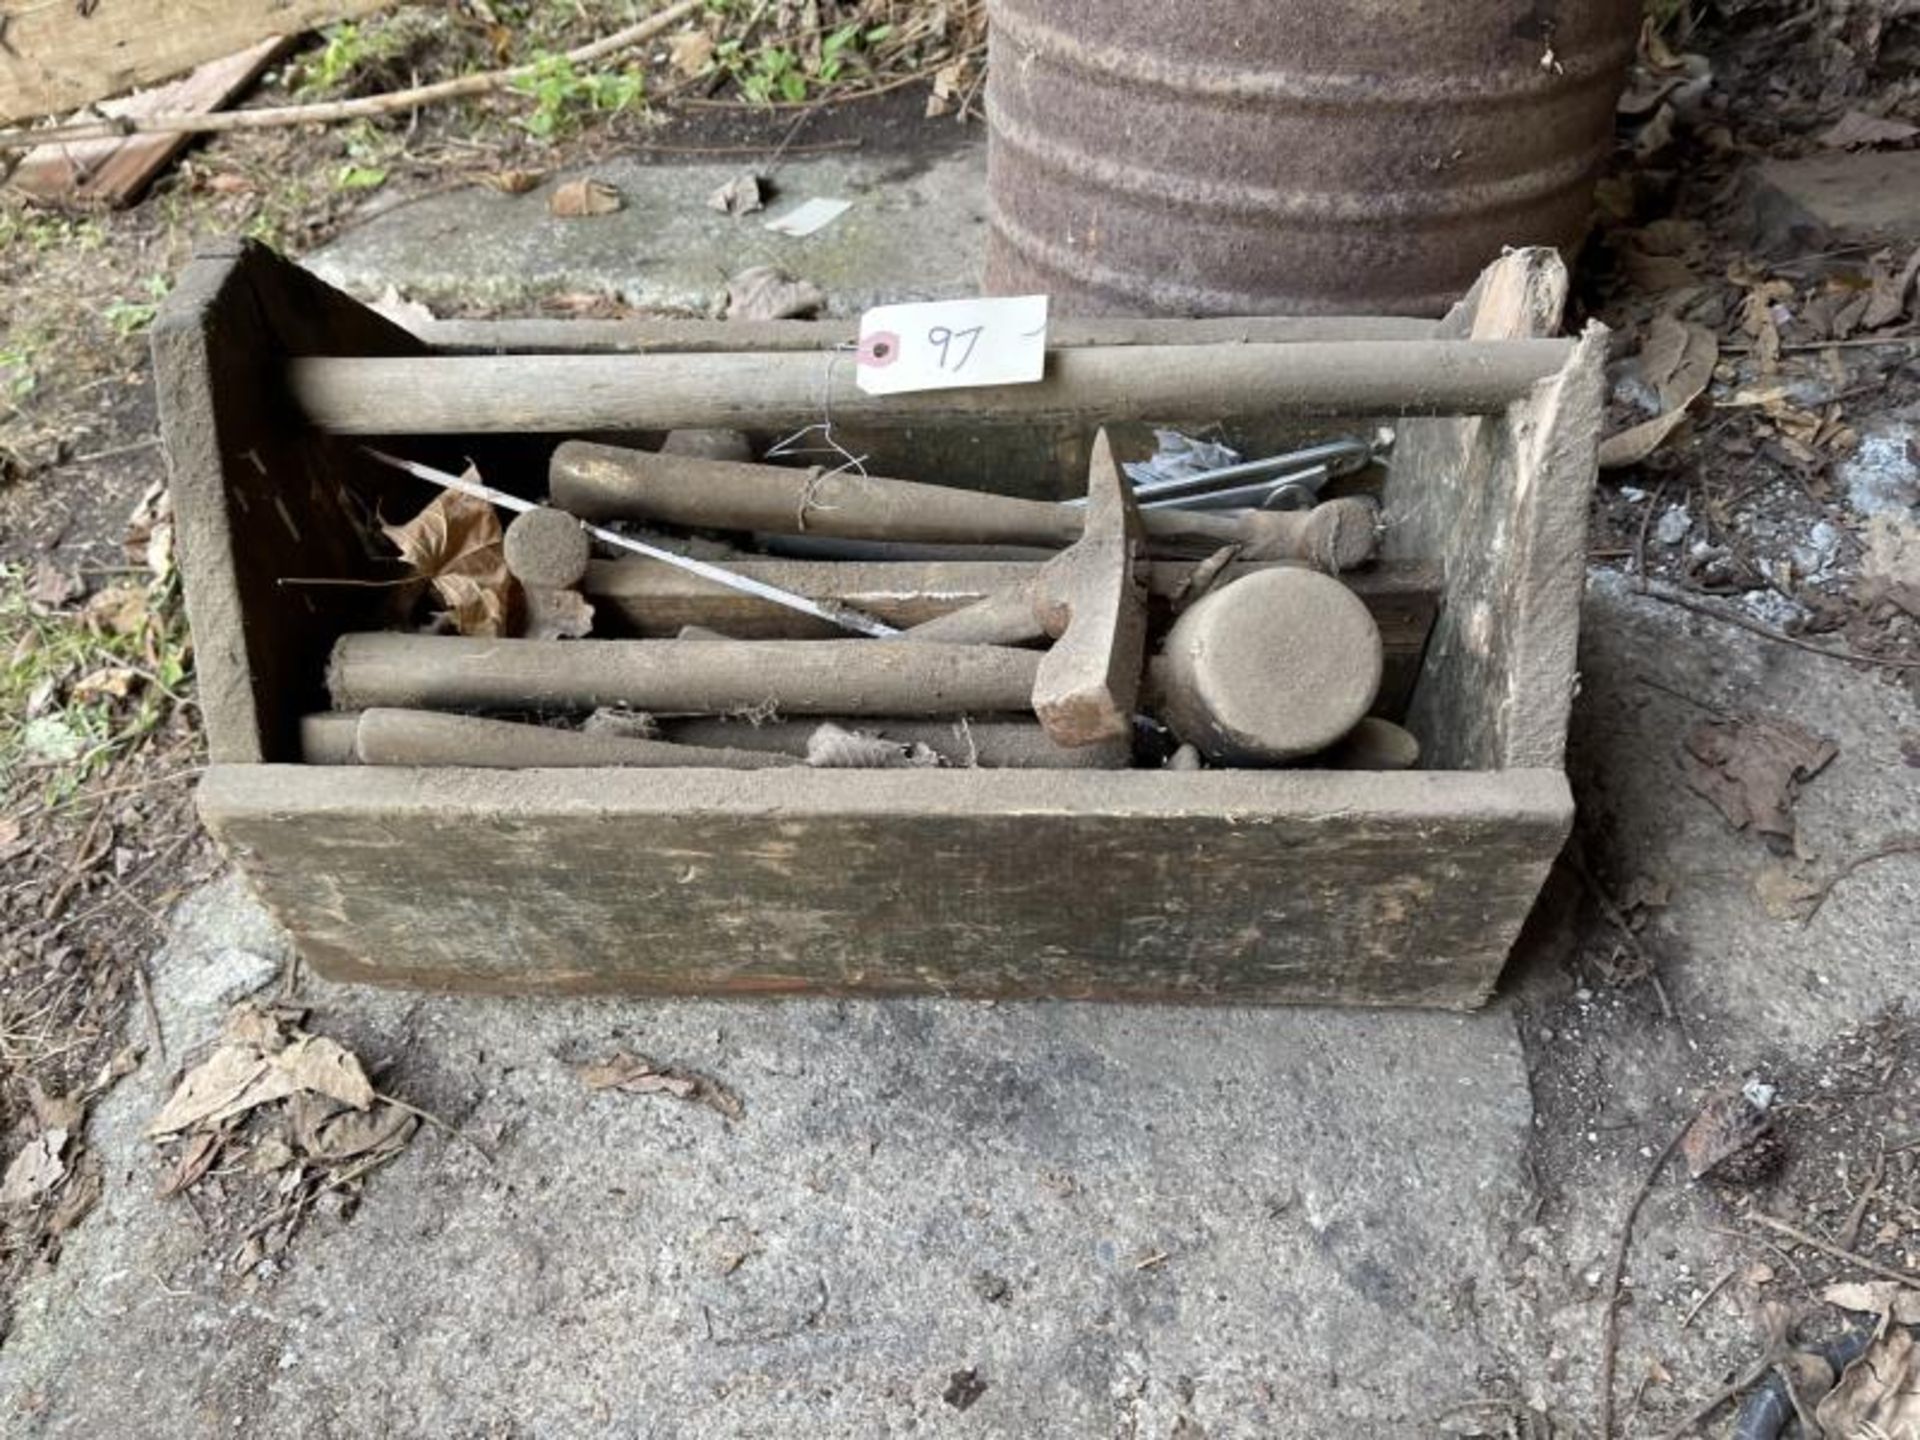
854 295 1049 396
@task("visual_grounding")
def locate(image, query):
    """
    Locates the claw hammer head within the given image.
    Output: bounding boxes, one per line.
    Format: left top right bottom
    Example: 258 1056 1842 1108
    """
1029 429 1149 747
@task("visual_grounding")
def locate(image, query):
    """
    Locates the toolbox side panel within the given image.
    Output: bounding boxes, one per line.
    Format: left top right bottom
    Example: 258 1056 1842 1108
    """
201 766 1572 1008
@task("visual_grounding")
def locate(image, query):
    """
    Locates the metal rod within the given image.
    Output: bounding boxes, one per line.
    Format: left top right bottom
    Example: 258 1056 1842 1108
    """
363 449 900 639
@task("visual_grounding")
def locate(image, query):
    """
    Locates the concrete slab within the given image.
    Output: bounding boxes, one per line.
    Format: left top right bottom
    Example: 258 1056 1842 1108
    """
306 146 989 316
1746 150 1920 255
0 876 1540 1437
1571 569 1919 1050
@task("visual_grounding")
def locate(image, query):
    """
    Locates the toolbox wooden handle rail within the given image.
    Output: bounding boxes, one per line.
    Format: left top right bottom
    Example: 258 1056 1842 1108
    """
286 338 1574 434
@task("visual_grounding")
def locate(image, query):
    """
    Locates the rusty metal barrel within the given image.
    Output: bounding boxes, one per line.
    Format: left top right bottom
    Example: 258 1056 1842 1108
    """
984 0 1640 316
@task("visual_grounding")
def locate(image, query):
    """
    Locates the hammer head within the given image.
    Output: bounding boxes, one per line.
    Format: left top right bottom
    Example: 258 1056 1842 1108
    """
1029 429 1149 746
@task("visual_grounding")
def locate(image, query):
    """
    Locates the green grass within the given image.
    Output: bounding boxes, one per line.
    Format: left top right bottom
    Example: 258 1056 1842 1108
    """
0 564 192 804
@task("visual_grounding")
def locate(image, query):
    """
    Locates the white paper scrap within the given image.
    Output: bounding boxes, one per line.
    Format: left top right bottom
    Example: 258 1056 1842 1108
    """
762 197 853 238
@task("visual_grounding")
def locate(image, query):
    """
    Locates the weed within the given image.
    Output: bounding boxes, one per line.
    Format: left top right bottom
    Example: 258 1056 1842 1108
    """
296 21 372 94
511 52 647 138
101 276 173 339
0 348 35 406
0 564 191 804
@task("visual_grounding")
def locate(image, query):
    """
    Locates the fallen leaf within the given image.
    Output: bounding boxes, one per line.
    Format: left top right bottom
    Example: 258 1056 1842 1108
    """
0 815 22 853
381 479 516 637
0 1130 69 1205
83 584 152 638
290 1094 415 1165
1815 1325 1920 1438
520 586 594 641
723 265 824 321
145 1045 285 1137
47 1152 100 1237
579 1051 744 1122
1823 1281 1920 1327
926 58 969 118
1599 316 1719 468
1679 1089 1776 1181
25 559 81 611
157 1129 224 1197
1862 245 1920 330
1818 110 1920 149
706 173 763 217
477 168 543 195
246 1136 295 1174
70 667 139 704
27 1081 84 1135
1681 717 1838 844
668 28 715 77
272 1034 375 1110
549 178 622 218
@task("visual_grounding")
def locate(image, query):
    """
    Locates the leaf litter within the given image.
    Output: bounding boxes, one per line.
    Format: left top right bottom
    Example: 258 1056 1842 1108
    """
578 1051 744 1122
1680 716 1837 846
147 1002 419 1282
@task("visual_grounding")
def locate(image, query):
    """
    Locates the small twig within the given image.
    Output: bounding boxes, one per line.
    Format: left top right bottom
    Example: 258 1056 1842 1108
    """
1681 1268 1735 1328
373 1091 495 1165
1837 1149 1887 1251
57 437 162 467
134 959 166 1065
0 0 705 151
1749 1213 1919 1287
1804 836 1920 922
1635 579 1920 670
1721 332 1920 354
1599 1118 1689 1440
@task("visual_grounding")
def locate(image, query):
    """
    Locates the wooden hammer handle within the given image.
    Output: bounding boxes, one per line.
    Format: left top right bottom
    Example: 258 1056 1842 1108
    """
328 634 1041 717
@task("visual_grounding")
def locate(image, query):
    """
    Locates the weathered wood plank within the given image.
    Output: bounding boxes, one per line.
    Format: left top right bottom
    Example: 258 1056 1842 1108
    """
153 239 429 764
9 38 283 205
0 1 389 122
1381 247 1602 770
201 764 1573 1006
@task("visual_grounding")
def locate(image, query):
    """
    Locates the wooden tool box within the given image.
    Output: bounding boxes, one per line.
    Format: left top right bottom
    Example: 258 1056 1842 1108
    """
157 240 1602 1007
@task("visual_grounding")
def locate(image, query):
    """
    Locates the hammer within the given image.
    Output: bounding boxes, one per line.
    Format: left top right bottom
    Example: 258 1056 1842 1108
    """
548 440 1379 571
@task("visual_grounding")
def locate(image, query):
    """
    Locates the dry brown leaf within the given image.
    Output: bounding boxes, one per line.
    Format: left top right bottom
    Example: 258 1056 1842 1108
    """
272 1034 375 1111
669 28 715 78
1823 1281 1920 1326
146 1046 282 1138
520 586 594 641
1599 316 1719 468
706 173 763 216
82 584 152 638
478 168 543 195
724 265 825 321
71 667 138 703
549 177 623 218
26 559 81 611
1815 1325 1920 1438
1863 245 1920 330
1682 717 1838 844
926 58 969 118
48 1152 100 1237
1679 1089 1774 1180
291 1095 415 1164
1818 110 1920 149
0 1130 68 1205
157 1129 224 1197
381 480 515 637
28 1081 84 1135
579 1051 744 1122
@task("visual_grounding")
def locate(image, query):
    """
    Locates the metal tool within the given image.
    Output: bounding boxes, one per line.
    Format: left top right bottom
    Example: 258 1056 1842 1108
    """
1070 436 1375 513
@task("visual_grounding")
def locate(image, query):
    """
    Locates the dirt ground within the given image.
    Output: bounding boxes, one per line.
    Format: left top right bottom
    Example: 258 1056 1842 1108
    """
1 1 1918 1434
